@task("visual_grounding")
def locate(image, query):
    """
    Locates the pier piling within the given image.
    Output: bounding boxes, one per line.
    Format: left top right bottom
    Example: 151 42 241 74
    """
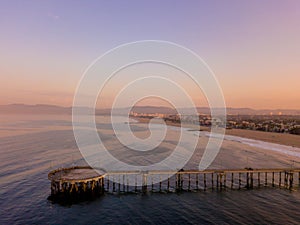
48 167 300 199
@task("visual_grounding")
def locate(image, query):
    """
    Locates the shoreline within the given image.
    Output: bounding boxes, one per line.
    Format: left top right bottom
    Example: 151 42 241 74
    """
132 116 300 148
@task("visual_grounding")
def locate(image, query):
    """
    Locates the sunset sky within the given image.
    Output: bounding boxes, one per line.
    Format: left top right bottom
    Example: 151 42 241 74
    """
1 0 299 109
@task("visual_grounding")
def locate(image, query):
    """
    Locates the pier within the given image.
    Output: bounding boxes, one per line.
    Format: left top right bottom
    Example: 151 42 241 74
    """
48 166 300 198
48 166 106 197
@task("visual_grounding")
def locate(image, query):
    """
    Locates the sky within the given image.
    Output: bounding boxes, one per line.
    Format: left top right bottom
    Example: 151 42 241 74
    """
0 0 299 109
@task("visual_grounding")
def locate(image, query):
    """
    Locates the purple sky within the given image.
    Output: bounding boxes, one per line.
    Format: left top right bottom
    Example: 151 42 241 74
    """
1 0 299 109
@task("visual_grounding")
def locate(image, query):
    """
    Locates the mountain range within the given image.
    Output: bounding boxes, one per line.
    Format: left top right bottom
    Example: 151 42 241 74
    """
0 104 300 115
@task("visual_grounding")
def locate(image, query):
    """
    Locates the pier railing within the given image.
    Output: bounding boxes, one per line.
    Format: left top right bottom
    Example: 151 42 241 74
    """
48 167 300 197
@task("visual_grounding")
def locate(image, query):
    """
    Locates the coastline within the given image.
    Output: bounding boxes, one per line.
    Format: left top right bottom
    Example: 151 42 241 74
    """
133 116 300 148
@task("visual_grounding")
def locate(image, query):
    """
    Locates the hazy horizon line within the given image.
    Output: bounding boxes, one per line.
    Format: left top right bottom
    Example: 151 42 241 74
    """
1 102 300 111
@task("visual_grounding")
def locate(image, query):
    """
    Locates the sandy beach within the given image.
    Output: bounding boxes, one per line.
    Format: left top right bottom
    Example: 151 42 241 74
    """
131 116 300 170
133 116 300 148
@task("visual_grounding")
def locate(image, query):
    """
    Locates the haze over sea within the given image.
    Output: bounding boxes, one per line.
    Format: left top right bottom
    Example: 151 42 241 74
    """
1 114 300 224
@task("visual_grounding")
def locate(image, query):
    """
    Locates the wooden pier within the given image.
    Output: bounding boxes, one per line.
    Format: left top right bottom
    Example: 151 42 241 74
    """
48 166 300 198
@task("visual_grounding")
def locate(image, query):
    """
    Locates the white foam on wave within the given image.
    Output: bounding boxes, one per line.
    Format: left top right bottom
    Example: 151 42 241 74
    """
133 118 300 159
203 131 300 158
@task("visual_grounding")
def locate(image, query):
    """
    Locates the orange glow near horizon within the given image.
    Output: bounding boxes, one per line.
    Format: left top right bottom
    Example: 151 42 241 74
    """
1 70 299 109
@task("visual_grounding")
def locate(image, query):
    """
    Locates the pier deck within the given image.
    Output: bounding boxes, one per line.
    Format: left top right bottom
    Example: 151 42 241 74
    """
48 166 300 198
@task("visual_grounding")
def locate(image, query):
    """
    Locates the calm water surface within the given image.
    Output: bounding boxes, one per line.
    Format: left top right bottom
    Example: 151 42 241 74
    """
1 114 300 224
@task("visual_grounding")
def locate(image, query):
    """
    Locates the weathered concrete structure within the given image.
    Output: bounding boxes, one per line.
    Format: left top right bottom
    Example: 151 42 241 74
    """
49 167 300 198
48 166 106 197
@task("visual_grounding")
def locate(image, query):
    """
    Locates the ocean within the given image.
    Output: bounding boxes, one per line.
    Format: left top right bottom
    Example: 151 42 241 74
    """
1 114 300 224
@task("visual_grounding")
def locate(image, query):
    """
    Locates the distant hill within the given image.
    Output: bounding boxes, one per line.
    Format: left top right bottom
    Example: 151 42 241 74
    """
181 107 300 115
0 104 71 114
130 106 177 114
0 104 299 115
225 108 300 115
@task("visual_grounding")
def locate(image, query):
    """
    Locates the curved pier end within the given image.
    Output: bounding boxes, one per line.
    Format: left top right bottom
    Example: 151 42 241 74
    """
48 166 106 200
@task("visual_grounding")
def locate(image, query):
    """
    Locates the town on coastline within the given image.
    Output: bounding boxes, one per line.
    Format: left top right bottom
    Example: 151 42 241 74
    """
130 111 300 135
